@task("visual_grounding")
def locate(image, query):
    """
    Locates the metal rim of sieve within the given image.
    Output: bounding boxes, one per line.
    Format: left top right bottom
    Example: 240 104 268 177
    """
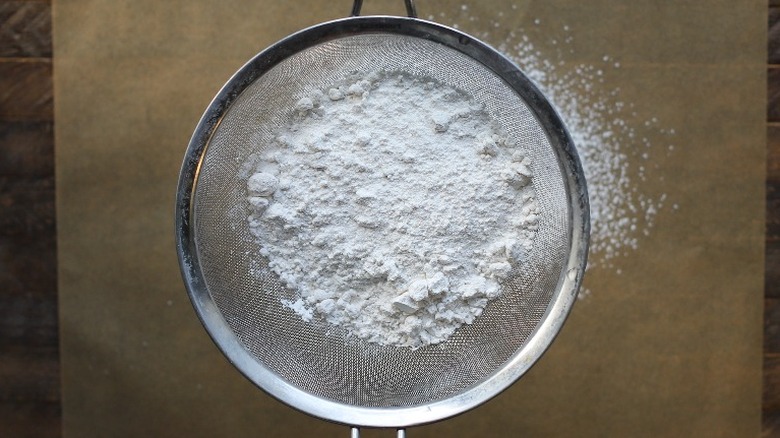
175 13 589 430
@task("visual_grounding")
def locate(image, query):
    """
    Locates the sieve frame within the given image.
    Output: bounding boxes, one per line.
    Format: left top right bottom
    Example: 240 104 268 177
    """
175 15 590 429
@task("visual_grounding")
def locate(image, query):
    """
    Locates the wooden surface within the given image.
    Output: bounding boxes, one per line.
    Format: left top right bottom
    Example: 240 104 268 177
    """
769 6 780 437
0 0 59 437
769 0 780 410
0 0 775 436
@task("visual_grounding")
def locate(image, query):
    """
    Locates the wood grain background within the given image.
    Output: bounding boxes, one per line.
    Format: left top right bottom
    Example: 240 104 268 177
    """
0 0 774 436
0 0 59 436
767 1 780 436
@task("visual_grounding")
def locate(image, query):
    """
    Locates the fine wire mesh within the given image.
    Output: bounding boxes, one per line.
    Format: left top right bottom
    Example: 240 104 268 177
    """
193 33 570 408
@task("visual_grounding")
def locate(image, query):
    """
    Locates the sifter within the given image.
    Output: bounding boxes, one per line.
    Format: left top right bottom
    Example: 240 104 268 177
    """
175 1 590 436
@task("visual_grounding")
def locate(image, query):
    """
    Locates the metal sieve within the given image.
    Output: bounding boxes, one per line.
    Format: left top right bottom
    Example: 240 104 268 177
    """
175 1 589 436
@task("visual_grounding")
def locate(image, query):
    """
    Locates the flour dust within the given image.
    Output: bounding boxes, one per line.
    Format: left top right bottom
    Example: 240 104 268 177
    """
434 6 677 295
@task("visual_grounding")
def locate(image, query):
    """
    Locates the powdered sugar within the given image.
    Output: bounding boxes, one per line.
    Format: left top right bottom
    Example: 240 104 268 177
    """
438 7 677 293
245 71 539 348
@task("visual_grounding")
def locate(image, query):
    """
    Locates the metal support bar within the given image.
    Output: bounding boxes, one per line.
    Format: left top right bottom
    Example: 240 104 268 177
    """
350 0 417 18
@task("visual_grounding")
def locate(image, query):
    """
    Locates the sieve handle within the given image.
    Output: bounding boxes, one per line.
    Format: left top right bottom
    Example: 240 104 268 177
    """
350 427 407 437
350 0 418 18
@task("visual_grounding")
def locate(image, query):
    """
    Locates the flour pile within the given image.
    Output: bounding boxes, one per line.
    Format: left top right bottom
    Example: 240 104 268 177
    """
245 71 539 349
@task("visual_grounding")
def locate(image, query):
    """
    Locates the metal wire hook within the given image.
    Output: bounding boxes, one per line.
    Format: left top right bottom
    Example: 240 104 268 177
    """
351 0 418 18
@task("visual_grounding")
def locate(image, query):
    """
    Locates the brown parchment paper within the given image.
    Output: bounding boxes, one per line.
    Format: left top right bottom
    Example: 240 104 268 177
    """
54 0 766 436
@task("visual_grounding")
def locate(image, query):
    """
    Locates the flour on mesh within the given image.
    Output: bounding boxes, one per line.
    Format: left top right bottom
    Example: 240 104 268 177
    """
245 71 539 349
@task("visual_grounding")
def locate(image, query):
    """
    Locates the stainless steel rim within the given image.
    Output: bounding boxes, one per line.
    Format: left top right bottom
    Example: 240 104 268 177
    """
175 15 589 428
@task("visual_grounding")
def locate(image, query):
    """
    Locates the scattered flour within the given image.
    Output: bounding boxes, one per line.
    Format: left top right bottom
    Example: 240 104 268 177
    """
438 6 677 294
245 71 539 348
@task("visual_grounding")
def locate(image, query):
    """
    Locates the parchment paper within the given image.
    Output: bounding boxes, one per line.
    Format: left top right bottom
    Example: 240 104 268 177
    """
54 0 766 436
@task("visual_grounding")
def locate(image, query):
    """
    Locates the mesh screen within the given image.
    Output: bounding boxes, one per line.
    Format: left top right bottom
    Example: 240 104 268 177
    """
192 34 570 408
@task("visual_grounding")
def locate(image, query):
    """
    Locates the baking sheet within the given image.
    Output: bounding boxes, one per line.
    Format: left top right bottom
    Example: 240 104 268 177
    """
54 0 765 436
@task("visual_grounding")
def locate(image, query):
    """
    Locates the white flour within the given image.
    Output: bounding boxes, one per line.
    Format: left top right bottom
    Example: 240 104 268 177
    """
436 6 677 294
245 72 539 348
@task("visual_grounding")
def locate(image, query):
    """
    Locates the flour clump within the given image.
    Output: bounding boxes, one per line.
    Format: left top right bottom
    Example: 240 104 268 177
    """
245 71 539 349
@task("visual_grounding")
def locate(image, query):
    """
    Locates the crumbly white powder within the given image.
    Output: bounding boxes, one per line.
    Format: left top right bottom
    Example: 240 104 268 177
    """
439 7 677 295
245 71 539 348
505 37 675 286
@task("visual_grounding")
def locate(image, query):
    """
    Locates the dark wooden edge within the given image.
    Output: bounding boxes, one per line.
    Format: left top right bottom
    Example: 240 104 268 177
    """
767 5 780 434
0 1 60 436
